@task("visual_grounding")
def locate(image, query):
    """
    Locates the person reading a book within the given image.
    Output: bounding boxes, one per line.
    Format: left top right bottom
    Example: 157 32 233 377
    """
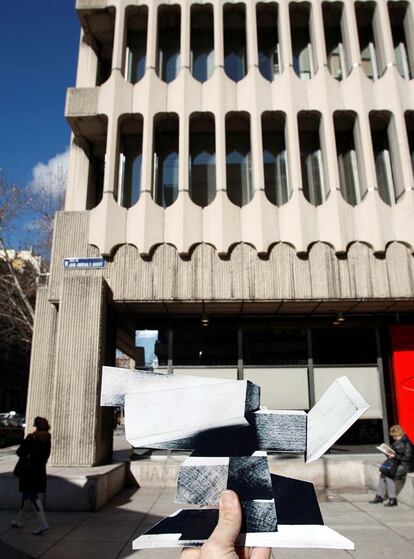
370 424 414 507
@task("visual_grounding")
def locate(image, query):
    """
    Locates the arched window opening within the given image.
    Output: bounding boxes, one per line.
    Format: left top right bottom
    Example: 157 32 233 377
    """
355 2 381 80
262 112 290 206
298 112 327 206
71 116 108 210
257 3 281 81
405 111 414 177
157 6 181 83
388 1 413 80
370 112 401 205
189 114 216 207
153 115 179 208
224 4 247 82
226 113 253 207
191 5 214 82
118 117 143 209
290 3 314 79
125 7 148 84
323 2 348 80
79 8 115 86
334 112 364 205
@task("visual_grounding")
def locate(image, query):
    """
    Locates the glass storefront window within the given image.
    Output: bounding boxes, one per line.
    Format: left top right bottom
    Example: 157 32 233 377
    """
135 329 169 367
312 328 377 364
173 322 237 365
243 326 307 366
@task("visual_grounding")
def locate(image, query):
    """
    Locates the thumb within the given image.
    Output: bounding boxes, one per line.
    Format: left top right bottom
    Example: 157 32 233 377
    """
206 490 242 552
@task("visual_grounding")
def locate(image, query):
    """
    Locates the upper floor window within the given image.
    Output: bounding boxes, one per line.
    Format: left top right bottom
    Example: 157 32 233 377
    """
79 8 115 86
80 116 108 210
370 111 402 205
257 3 281 81
405 111 414 177
118 116 143 208
191 4 214 82
290 3 315 79
334 112 365 206
262 112 290 206
226 113 253 206
125 7 148 84
153 114 179 208
224 4 247 82
323 2 348 80
355 2 382 80
189 114 216 207
388 1 413 80
298 112 327 206
157 6 181 83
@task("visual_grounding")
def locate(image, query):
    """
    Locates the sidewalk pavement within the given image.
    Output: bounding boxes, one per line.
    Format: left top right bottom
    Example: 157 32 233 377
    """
0 486 413 559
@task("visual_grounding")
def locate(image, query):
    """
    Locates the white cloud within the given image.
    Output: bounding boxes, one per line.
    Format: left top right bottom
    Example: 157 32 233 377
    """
30 148 70 195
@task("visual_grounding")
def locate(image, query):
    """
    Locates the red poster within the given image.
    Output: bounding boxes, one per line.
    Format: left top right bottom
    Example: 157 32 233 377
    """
390 325 414 442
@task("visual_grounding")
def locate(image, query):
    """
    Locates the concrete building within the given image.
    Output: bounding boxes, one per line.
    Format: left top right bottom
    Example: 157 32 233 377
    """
26 0 414 468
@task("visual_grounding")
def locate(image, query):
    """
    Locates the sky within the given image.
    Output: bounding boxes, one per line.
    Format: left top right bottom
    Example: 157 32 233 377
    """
0 1 79 186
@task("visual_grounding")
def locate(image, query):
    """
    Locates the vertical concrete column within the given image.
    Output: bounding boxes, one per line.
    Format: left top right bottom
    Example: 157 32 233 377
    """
112 1 127 73
278 0 293 69
146 0 159 70
342 0 362 70
213 0 224 68
375 0 395 71
246 1 259 69
181 1 191 70
25 288 58 435
310 0 328 71
50 276 111 466
65 136 90 211
75 30 98 87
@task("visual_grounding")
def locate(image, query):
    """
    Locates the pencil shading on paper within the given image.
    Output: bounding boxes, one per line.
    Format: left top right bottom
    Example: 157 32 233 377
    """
253 410 307 452
228 454 273 501
176 457 229 505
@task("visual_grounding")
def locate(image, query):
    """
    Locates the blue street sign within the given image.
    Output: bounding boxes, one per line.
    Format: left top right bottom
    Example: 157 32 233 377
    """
63 257 105 270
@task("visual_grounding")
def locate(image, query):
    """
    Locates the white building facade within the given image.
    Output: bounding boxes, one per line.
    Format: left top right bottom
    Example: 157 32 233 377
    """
27 0 414 466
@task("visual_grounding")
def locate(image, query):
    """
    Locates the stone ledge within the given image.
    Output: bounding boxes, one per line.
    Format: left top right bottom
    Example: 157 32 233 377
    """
128 453 381 491
365 461 414 506
0 458 125 511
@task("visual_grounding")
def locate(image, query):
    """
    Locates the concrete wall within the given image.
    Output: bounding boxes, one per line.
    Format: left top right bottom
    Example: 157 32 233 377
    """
64 0 414 256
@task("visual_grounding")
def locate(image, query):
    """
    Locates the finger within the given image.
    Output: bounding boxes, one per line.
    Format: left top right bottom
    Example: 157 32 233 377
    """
250 547 272 559
205 490 242 549
237 546 251 559
180 547 201 559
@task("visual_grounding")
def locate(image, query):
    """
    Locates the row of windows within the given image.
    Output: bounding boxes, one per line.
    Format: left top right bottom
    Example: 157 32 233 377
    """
85 110 414 210
84 2 414 86
135 323 378 367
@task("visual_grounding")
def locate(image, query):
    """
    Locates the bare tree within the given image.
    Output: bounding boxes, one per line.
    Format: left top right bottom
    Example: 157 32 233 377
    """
0 166 66 352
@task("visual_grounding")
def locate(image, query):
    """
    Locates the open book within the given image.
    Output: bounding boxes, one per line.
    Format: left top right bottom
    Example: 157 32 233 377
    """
376 443 394 456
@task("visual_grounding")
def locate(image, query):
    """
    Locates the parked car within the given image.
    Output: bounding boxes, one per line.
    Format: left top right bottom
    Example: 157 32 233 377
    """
0 411 25 447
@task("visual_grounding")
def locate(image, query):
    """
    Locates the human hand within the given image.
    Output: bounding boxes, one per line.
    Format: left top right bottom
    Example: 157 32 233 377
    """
180 490 271 559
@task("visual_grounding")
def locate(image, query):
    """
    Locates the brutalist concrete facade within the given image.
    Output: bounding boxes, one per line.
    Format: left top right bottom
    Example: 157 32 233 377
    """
27 0 414 466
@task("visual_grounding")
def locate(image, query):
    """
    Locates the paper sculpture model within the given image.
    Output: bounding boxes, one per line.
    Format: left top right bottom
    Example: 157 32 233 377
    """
101 367 369 550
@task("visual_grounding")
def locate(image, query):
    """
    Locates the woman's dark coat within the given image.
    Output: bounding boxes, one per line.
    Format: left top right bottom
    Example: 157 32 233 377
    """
392 435 414 479
16 431 51 494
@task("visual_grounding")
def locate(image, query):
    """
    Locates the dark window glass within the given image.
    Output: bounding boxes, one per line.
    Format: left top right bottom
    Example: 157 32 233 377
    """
157 7 181 83
243 327 308 365
312 328 377 364
224 4 247 82
257 3 280 81
191 5 214 82
173 322 237 365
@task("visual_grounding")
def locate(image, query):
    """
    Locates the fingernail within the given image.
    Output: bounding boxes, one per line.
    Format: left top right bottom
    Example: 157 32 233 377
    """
220 490 236 510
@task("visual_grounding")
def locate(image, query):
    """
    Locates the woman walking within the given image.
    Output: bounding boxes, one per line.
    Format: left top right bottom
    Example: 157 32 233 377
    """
12 416 51 534
370 424 414 507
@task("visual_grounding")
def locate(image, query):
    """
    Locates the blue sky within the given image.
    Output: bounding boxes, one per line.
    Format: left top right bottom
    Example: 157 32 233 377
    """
0 1 79 185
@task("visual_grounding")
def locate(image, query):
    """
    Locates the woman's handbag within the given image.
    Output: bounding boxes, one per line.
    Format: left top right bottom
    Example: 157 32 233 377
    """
13 455 31 478
379 457 399 478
